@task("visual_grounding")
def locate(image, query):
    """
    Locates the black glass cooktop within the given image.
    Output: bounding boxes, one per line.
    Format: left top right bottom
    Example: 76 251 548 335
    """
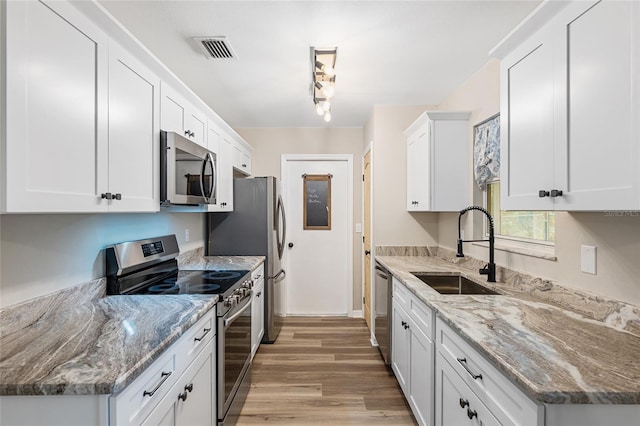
125 269 250 295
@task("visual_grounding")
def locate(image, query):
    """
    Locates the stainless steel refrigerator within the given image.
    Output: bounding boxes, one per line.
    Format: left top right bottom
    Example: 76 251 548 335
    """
206 177 286 343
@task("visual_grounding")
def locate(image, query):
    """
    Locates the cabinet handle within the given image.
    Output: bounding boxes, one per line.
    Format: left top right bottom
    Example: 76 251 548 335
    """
194 327 211 342
550 189 563 197
457 357 483 380
143 371 172 397
467 408 478 419
101 192 113 200
459 398 469 408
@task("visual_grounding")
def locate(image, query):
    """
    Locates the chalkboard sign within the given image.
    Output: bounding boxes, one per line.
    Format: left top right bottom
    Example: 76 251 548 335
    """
303 174 331 230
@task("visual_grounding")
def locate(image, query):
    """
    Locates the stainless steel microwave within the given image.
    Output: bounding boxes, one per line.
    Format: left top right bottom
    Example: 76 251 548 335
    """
160 130 217 206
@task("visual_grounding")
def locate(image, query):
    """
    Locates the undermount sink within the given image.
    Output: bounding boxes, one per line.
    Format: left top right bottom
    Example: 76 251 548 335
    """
411 273 500 295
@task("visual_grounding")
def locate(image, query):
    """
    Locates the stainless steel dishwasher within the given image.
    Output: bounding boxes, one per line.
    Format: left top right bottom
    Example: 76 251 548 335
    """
374 261 392 365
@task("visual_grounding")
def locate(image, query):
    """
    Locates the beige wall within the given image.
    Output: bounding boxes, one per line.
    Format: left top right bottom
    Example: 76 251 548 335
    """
236 127 364 311
368 105 440 248
437 59 640 305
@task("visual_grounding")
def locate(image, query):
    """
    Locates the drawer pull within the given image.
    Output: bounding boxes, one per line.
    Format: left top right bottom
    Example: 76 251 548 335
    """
457 357 483 380
467 408 478 420
194 327 211 342
459 398 469 408
143 371 172 397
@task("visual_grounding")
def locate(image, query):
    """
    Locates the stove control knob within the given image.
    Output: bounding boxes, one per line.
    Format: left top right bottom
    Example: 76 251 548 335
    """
224 296 238 307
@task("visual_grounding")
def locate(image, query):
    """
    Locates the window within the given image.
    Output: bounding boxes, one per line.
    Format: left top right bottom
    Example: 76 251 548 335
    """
486 181 555 243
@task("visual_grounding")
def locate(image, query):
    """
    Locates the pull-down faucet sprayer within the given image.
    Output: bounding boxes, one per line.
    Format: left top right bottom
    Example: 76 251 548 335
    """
457 206 496 282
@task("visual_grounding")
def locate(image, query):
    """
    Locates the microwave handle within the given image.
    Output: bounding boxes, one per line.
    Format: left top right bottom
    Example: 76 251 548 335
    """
200 152 215 203
207 152 216 201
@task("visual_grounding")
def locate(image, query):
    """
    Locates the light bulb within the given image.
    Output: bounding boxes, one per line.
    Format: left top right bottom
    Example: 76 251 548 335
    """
324 111 332 122
315 103 324 116
322 83 335 99
322 100 331 112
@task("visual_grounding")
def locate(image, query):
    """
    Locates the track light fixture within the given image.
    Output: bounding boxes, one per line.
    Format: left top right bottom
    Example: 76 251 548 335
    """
311 47 337 123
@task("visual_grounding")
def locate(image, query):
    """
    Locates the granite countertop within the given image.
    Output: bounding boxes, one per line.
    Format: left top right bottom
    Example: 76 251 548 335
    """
376 255 640 405
0 253 265 396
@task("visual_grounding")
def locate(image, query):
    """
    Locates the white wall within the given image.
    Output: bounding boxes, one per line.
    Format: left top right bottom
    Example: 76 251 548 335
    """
366 105 440 247
0 212 204 308
235 127 364 310
437 59 640 306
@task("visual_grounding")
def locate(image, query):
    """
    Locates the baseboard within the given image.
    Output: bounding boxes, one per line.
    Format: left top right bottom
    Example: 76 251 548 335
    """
351 310 363 318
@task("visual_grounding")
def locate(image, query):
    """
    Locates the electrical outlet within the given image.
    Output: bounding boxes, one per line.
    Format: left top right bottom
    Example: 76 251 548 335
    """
581 245 596 275
184 228 190 242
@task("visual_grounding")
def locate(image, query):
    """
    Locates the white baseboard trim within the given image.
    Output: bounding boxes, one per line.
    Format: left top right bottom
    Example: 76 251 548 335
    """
351 310 363 318
370 336 379 347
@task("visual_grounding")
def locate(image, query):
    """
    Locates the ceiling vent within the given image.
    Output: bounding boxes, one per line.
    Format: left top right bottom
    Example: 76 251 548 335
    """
194 37 237 60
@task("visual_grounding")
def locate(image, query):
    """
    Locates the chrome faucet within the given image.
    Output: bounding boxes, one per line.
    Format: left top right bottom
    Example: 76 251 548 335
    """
456 206 496 282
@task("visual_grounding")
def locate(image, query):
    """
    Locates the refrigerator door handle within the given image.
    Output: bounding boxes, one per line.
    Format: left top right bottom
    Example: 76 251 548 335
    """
276 195 286 259
270 269 286 282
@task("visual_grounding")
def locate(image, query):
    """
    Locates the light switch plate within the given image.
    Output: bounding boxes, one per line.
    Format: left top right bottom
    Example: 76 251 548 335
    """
581 245 596 275
355 223 362 233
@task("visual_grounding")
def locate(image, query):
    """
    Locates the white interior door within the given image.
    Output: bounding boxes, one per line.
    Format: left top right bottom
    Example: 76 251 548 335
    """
284 158 351 315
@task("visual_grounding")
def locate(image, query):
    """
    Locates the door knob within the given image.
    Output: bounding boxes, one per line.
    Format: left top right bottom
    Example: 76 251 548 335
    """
364 250 371 256
288 242 294 248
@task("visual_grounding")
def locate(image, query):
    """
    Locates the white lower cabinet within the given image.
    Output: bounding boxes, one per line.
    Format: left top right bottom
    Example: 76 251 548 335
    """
142 344 214 426
391 278 435 426
251 264 265 358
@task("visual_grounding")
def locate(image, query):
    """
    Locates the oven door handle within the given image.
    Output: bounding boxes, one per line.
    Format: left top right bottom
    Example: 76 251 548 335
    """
223 296 251 329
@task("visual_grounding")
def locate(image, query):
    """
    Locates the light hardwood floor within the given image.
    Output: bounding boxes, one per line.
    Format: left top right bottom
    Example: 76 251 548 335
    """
237 317 417 425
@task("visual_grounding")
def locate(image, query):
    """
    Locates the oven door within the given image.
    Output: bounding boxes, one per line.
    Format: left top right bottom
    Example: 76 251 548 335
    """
218 296 252 422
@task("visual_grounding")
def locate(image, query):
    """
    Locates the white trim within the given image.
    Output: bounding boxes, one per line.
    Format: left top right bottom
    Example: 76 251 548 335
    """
351 310 363 318
281 154 354 317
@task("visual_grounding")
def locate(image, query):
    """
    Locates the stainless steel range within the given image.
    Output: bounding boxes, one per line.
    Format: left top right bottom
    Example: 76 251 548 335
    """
106 234 253 426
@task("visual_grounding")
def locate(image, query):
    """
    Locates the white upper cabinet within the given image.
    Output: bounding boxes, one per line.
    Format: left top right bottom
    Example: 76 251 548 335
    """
160 83 207 149
496 0 640 211
232 139 252 176
206 120 233 212
404 111 471 212
107 42 160 212
2 0 109 213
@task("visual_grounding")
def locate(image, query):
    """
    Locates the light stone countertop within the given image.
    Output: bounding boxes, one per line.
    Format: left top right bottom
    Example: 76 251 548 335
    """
376 255 640 405
0 254 265 396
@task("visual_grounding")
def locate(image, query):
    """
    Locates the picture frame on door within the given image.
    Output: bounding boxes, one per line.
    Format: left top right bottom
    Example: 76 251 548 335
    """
303 174 332 230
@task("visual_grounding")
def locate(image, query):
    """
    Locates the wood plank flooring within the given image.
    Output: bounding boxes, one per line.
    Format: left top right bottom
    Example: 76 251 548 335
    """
237 317 417 425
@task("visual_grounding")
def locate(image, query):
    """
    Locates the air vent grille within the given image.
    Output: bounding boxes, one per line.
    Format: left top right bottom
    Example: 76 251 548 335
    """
194 37 237 60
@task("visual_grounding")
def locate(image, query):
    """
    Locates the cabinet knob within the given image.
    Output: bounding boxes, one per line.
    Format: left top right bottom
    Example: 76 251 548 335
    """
459 398 469 409
114 193 122 201
185 383 193 393
364 250 371 256
184 130 190 136
401 321 406 327
538 190 550 198
404 324 409 330
288 242 294 248
178 390 188 401
242 163 247 168
101 192 112 200
550 189 563 197
467 408 477 420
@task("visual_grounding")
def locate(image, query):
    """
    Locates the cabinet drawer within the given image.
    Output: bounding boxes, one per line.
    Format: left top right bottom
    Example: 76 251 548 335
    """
392 277 411 311
435 352 501 426
111 347 179 426
436 318 542 426
409 295 434 340
177 309 215 371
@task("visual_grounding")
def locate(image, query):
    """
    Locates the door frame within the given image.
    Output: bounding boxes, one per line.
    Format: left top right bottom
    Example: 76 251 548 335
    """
281 154 354 317
362 142 375 341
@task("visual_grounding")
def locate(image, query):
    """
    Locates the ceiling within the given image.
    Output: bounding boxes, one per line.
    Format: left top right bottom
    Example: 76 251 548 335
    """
98 0 540 128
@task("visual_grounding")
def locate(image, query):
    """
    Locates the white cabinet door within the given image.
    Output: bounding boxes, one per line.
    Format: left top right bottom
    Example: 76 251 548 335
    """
406 128 429 211
408 317 434 426
108 42 160 212
391 300 410 394
500 27 556 211
207 132 234 212
554 0 639 210
3 0 109 212
160 83 207 149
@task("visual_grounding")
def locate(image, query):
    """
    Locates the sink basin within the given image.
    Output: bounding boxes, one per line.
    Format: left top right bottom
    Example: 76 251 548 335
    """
411 273 500 295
